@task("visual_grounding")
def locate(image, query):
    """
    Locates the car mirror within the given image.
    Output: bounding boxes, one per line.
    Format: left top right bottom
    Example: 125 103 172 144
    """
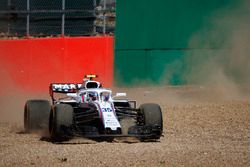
67 93 78 98
115 93 126 97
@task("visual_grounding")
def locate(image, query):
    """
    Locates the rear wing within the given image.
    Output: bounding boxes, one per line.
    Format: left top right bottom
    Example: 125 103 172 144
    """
49 83 82 103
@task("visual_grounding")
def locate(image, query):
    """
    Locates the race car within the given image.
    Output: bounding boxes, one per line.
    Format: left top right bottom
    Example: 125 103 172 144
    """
24 75 163 141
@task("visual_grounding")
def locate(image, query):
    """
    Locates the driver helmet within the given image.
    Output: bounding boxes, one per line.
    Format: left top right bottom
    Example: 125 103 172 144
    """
89 92 97 101
101 93 109 101
104 94 109 101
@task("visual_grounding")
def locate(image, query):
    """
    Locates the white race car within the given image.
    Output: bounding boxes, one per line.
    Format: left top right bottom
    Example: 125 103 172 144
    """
24 75 163 141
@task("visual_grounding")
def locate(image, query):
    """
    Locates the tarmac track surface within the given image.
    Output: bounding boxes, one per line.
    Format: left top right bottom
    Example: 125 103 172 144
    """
0 86 250 166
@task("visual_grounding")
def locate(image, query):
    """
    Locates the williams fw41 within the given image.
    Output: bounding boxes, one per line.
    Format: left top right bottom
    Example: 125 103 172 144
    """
24 75 163 141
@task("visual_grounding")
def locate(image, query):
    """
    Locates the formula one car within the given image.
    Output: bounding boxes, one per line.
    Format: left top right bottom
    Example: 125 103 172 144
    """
24 75 163 141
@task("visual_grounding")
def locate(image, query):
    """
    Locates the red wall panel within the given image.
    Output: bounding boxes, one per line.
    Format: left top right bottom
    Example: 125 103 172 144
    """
0 37 113 94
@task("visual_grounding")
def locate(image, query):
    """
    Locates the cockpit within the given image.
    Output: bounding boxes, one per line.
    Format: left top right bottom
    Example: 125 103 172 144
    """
79 90 111 103
88 91 99 101
100 92 110 102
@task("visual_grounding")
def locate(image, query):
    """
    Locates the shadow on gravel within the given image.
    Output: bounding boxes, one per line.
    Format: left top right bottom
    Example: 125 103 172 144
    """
39 136 161 144
40 136 98 144
40 136 53 142
16 131 27 134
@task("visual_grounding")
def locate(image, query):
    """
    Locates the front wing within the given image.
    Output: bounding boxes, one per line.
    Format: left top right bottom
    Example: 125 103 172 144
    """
66 124 162 139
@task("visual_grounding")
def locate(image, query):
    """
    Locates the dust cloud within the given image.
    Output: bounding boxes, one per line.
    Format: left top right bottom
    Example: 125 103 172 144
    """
0 91 48 126
122 0 250 104
124 0 250 102
175 0 250 99
186 0 250 83
0 64 48 125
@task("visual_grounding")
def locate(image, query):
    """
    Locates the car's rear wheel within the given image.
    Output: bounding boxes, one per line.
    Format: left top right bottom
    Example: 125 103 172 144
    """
139 103 163 140
49 104 73 141
24 100 51 132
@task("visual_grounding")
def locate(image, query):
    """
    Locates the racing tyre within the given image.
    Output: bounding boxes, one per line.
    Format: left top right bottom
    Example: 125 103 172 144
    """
139 103 163 140
24 100 51 132
49 104 73 141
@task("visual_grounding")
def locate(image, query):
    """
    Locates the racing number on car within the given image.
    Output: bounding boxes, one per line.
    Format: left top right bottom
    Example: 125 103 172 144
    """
102 108 113 112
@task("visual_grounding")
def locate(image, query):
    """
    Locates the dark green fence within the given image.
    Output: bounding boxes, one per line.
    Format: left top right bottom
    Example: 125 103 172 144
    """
0 0 116 37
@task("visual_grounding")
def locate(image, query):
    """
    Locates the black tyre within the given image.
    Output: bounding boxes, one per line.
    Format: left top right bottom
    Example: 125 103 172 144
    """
139 103 163 140
24 99 51 132
49 104 73 141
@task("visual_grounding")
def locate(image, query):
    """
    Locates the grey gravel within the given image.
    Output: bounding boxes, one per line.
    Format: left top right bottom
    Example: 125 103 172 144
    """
1 86 250 167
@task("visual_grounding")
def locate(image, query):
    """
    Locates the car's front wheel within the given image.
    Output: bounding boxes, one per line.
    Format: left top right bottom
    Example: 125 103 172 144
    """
49 104 73 141
139 103 163 140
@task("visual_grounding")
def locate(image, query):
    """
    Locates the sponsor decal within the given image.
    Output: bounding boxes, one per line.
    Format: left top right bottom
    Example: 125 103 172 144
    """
52 84 76 92
102 108 113 112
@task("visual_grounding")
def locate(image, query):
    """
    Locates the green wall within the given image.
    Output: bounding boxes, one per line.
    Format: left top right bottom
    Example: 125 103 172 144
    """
115 50 185 85
115 0 240 86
